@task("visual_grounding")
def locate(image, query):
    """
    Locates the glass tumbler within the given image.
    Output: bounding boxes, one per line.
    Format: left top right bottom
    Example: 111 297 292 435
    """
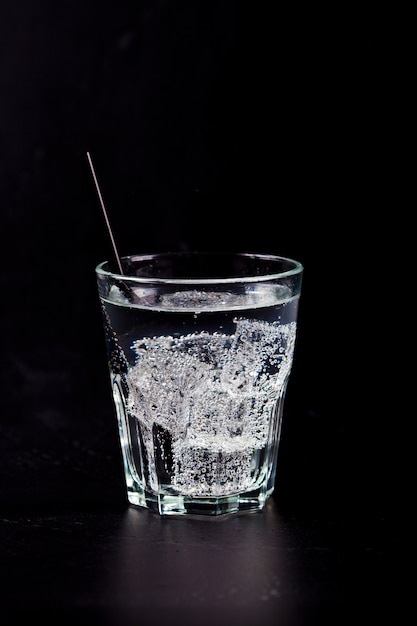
96 252 303 516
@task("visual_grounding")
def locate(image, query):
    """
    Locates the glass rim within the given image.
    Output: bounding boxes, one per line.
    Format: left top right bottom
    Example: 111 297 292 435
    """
96 252 303 286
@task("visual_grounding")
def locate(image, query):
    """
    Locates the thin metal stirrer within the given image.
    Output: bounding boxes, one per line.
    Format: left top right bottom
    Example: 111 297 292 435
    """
86 151 124 275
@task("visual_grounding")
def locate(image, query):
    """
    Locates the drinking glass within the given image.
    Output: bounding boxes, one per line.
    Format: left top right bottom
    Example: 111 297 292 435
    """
96 252 303 516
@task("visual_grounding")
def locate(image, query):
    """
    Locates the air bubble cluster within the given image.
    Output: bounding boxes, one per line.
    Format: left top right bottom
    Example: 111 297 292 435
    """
125 317 296 496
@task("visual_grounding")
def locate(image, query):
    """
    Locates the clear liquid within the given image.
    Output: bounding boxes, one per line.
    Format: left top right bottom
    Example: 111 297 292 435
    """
100 285 299 504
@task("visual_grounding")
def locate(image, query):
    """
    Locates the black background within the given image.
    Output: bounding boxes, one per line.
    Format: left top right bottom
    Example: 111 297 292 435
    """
0 2 387 624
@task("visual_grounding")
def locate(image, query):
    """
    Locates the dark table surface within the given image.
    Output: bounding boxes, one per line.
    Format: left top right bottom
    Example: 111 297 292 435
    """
0 500 385 626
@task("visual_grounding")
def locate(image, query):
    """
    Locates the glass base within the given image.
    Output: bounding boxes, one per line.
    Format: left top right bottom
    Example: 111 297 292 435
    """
126 484 272 516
